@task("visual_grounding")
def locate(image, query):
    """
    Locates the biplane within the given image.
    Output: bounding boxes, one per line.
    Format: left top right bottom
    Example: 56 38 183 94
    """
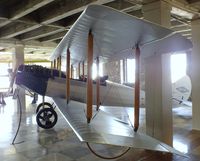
172 75 192 107
15 4 192 159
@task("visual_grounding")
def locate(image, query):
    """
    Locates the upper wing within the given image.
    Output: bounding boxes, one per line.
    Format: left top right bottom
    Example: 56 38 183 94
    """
50 4 192 64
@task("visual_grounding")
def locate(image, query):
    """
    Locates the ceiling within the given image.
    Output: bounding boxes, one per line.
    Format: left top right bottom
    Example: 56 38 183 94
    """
0 0 199 62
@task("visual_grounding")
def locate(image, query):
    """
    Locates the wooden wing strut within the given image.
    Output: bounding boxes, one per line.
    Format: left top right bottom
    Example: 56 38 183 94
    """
87 30 93 123
134 45 140 132
66 48 70 103
96 57 100 111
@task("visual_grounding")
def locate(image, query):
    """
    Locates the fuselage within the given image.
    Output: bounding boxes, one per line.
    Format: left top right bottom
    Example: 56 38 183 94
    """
15 65 145 107
46 77 145 107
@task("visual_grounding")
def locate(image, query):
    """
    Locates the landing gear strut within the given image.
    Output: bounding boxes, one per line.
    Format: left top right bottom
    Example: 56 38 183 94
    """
36 102 54 114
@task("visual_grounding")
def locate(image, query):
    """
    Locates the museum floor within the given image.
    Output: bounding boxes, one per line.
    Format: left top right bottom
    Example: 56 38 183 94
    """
0 96 200 161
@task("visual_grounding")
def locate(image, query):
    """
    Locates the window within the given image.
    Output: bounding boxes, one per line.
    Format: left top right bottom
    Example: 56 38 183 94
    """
92 63 103 79
120 59 135 84
127 59 135 83
120 53 187 84
0 63 10 90
171 53 186 83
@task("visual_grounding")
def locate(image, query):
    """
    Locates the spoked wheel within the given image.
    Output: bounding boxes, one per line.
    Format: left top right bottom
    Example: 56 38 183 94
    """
36 108 58 129
36 102 53 114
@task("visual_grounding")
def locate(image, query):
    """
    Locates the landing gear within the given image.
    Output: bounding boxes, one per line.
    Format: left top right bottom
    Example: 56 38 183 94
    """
36 96 57 129
36 108 58 129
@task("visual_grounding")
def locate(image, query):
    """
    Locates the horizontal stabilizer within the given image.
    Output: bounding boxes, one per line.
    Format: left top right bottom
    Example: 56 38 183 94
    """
53 98 185 156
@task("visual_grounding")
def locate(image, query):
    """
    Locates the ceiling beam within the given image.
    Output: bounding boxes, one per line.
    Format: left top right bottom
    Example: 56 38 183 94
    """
0 0 114 39
0 20 66 39
0 20 11 28
19 26 67 41
0 18 8 25
171 15 191 26
25 47 54 53
0 38 22 47
0 23 42 39
127 9 143 18
0 38 57 49
121 4 142 12
105 0 134 10
175 28 192 34
170 23 189 28
171 25 191 31
163 0 200 16
39 0 115 24
25 40 57 50
10 0 56 20
187 0 200 4
0 0 55 28
182 33 192 36
39 31 66 42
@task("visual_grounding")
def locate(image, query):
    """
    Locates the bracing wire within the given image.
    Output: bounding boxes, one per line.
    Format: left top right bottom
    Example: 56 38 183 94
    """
12 89 24 145
86 142 130 160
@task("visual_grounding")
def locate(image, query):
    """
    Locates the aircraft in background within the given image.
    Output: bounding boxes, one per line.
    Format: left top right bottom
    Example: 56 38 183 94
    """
15 4 192 159
172 75 192 107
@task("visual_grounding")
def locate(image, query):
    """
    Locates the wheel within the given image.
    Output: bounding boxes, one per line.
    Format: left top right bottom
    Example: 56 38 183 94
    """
36 108 58 129
36 102 53 114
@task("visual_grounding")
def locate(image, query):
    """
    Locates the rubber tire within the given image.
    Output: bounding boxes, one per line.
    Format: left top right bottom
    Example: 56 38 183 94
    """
36 102 53 114
36 108 58 129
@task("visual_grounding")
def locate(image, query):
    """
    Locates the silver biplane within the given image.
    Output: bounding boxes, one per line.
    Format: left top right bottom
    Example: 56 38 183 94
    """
15 4 192 159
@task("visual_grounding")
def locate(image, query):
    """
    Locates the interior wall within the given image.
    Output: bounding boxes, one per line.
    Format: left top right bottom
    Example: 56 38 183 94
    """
103 60 121 83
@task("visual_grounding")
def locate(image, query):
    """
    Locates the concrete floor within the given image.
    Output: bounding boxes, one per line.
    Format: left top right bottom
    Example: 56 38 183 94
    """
0 96 199 161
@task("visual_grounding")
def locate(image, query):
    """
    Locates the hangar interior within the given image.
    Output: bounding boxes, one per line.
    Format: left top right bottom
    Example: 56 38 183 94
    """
0 0 200 161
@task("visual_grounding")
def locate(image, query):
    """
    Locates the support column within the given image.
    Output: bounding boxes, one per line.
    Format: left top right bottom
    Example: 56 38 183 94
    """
143 1 172 145
96 57 100 110
12 45 25 111
66 49 70 103
145 54 172 144
142 1 171 27
191 19 200 130
87 31 93 123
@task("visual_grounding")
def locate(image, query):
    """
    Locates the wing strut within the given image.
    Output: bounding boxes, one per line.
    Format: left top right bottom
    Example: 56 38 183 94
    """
56 56 59 70
71 64 73 79
96 56 100 111
66 48 70 103
58 55 62 77
82 61 85 79
134 45 140 132
78 62 81 78
50 61 53 76
87 30 93 123
53 59 56 69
